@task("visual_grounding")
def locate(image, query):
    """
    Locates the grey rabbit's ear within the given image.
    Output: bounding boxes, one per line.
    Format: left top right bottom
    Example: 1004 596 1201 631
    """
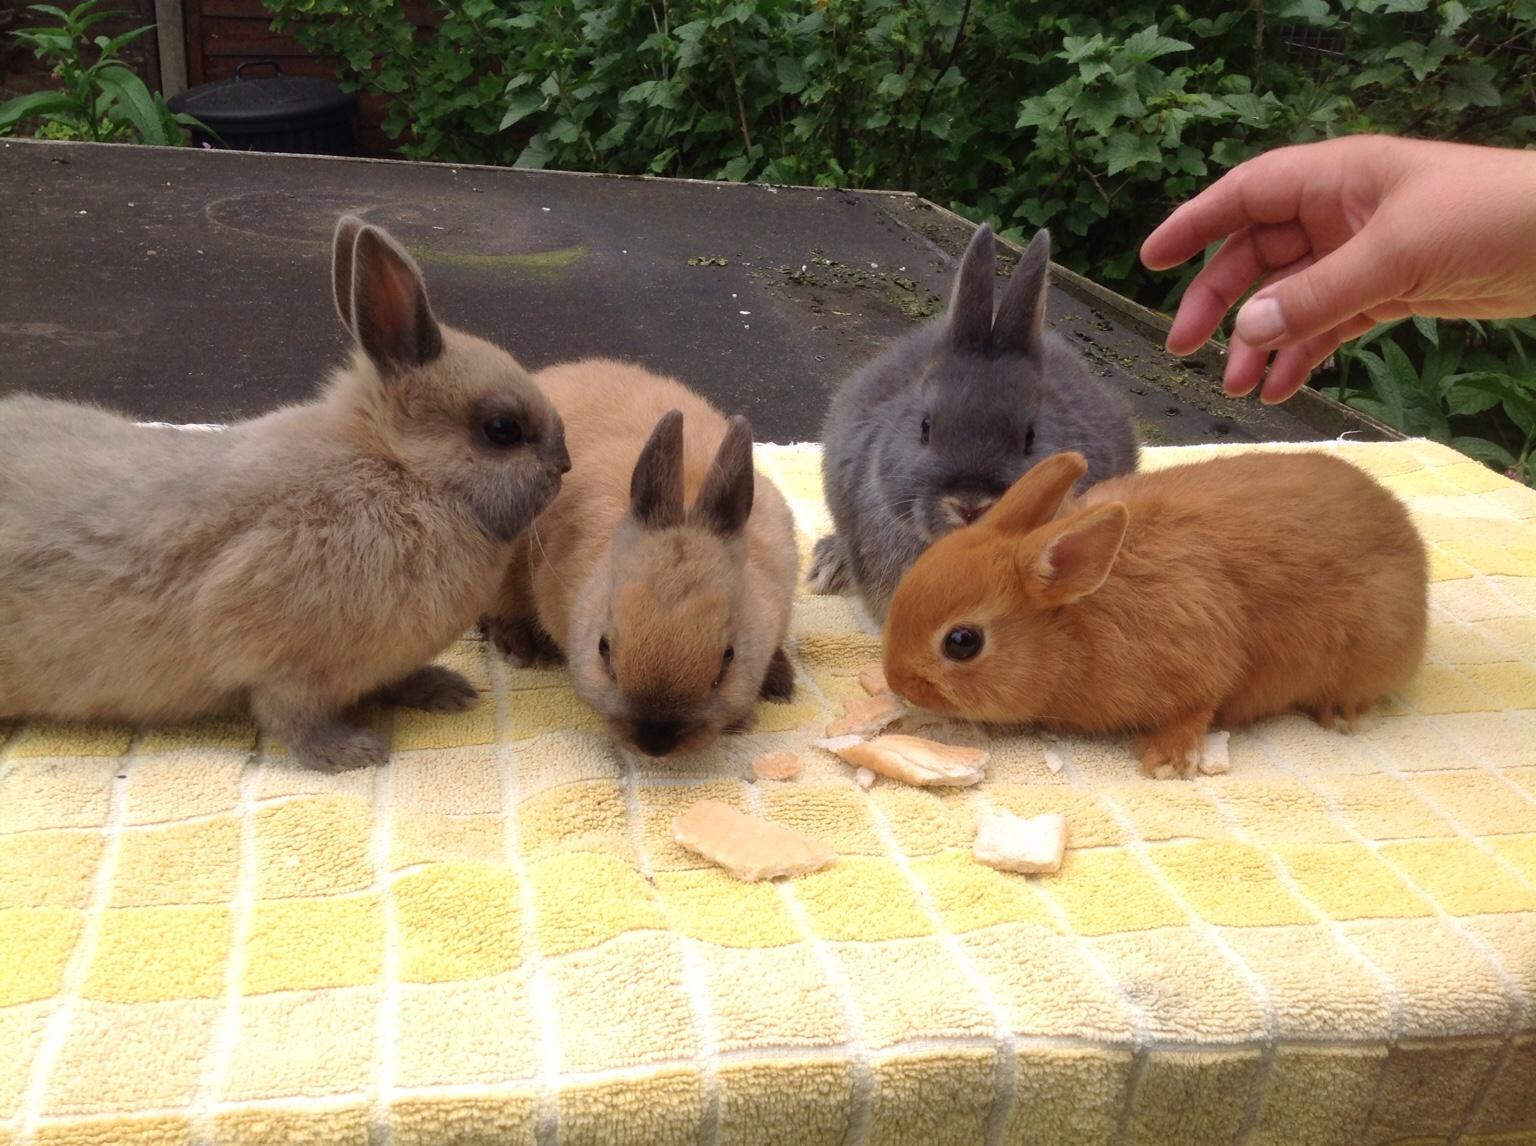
631 410 687 530
947 223 996 353
992 227 1051 356
332 215 365 333
350 224 444 376
692 415 755 537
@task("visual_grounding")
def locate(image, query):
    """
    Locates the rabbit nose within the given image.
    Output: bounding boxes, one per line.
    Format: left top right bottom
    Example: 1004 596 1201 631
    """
550 443 572 475
950 496 995 525
631 719 683 757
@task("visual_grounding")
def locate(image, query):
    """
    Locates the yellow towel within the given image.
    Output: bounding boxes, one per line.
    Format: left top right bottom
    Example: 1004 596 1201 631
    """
2 438 1534 1146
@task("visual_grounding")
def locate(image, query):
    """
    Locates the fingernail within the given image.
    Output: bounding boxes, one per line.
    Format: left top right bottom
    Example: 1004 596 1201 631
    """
1235 296 1286 348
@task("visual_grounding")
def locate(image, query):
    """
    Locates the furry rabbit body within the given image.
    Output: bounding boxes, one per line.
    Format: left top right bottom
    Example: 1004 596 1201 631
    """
883 451 1428 778
812 224 1138 621
0 217 569 770
482 359 798 758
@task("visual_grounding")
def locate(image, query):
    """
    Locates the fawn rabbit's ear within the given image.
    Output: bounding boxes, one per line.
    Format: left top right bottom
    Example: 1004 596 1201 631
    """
1022 502 1128 607
692 415 755 537
985 452 1087 535
631 410 687 530
331 215 365 333
350 224 443 376
947 223 996 353
992 228 1050 356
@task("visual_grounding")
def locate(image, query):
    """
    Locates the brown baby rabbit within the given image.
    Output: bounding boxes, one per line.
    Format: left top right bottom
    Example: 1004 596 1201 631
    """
482 359 798 758
0 216 569 770
883 450 1428 777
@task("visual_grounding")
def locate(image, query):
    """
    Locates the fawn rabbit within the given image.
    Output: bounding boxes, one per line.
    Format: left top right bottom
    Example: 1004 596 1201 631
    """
811 223 1138 621
883 450 1428 778
482 359 798 758
0 216 569 770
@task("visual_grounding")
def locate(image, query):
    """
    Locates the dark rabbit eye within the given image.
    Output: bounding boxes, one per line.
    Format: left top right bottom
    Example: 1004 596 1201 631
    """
482 416 525 448
598 635 611 665
920 414 932 446
1024 426 1035 452
942 626 984 661
713 645 735 689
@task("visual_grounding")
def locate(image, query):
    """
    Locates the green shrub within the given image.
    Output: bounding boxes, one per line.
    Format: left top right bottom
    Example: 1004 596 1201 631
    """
0 0 204 145
264 0 1536 474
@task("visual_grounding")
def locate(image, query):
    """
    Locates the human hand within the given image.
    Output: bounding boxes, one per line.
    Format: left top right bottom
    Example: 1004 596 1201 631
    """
1140 135 1536 403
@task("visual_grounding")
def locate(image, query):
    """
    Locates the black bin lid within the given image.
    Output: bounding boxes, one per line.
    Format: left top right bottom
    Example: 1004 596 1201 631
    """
168 61 355 127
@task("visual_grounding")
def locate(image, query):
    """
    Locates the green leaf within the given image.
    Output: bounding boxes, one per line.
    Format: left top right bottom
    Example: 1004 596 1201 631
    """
1439 0 1470 34
514 133 551 169
1444 384 1501 417
95 65 170 144
876 72 908 100
1382 0 1429 10
1444 62 1500 109
1450 436 1514 469
1356 349 1406 425
1275 0 1333 20
497 90 544 131
0 89 78 131
1411 315 1439 346
1119 26 1192 63
719 153 753 182
1102 131 1159 176
775 56 807 95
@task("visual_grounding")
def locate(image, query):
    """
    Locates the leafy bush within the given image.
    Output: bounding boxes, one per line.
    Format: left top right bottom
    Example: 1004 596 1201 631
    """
264 0 1536 473
0 0 203 145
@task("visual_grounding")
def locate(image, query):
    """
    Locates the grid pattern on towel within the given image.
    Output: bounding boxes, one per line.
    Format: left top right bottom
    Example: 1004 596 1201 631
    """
0 439 1534 1146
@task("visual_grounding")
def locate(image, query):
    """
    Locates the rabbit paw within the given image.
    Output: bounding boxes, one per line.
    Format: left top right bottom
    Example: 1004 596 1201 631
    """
759 647 796 702
291 725 389 773
379 666 478 713
482 614 565 668
808 535 851 594
1310 700 1364 733
1134 712 1213 780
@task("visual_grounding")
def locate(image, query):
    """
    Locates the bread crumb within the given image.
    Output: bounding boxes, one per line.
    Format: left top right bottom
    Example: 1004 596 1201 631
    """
854 766 876 790
751 751 802 781
1043 746 1065 774
825 690 907 738
827 734 988 787
973 809 1067 874
1199 731 1231 775
673 800 835 882
857 662 889 696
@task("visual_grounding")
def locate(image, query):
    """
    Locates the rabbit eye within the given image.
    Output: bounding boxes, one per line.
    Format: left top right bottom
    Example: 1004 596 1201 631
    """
598 635 614 678
482 416 525 448
920 414 931 446
942 626 984 661
713 646 735 689
1024 426 1035 452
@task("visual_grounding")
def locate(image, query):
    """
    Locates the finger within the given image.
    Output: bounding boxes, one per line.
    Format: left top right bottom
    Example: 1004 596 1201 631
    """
1141 147 1320 270
1234 225 1408 349
1166 224 1314 355
1221 336 1272 398
1259 337 1342 404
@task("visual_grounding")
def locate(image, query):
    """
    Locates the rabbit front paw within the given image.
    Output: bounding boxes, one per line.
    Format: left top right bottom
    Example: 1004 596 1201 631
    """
481 613 565 668
290 723 389 773
1133 710 1214 780
808 535 851 594
378 665 478 713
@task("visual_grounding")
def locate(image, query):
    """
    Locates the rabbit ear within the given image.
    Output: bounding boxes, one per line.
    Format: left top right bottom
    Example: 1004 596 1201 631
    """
985 452 1087 535
992 228 1050 356
946 223 996 353
350 224 444 376
631 410 687 530
332 215 365 333
692 415 755 537
1023 502 1128 607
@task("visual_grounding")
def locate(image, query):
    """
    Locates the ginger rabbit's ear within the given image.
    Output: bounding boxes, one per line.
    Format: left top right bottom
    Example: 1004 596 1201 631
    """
984 452 1088 536
1019 502 1128 607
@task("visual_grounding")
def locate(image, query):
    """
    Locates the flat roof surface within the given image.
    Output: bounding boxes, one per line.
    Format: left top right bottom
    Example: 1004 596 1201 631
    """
1 139 1364 444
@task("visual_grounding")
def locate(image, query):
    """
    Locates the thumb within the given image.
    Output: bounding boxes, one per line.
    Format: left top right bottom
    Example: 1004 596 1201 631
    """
1233 229 1403 349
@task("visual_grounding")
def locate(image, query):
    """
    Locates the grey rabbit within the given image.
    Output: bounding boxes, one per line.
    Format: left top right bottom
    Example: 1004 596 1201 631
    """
809 223 1138 620
0 215 569 771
